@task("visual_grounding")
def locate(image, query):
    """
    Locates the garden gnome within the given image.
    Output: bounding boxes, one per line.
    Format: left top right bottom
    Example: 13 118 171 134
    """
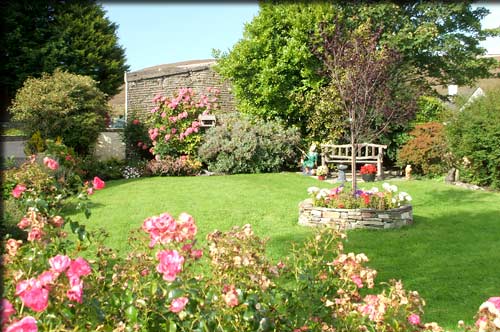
405 164 412 180
301 144 318 175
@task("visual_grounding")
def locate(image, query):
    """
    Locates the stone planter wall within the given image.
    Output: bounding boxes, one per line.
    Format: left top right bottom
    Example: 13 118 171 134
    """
298 199 413 230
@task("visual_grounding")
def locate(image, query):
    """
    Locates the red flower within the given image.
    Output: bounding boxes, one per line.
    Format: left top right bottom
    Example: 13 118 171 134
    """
360 164 377 175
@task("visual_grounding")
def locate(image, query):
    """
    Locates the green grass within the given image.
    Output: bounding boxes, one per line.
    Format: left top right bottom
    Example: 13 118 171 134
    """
70 173 500 330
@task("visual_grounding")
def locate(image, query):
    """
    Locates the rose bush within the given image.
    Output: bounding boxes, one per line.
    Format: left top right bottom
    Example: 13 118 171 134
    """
146 87 220 159
2 165 498 331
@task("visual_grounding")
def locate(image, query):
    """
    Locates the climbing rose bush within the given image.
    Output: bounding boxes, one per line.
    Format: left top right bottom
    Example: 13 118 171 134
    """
146 87 220 159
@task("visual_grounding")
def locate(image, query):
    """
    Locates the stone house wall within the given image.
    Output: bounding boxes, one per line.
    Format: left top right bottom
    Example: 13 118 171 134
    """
126 60 235 120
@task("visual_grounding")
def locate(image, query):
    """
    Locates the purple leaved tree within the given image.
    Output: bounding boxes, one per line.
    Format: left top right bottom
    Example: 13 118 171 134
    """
312 19 418 190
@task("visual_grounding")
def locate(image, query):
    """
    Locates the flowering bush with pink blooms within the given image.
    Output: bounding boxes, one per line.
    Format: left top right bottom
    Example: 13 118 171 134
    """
146 87 220 159
2 162 499 331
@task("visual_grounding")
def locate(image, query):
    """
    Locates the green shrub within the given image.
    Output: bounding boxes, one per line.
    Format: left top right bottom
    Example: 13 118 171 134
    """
397 122 451 176
198 113 301 174
79 157 126 181
446 88 500 188
9 69 109 155
122 112 153 161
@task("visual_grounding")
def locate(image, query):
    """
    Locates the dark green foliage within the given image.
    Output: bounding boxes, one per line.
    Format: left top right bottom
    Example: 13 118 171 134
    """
397 122 451 176
0 0 128 108
80 157 126 181
215 2 498 142
446 88 500 188
122 114 153 161
198 113 301 174
9 70 109 155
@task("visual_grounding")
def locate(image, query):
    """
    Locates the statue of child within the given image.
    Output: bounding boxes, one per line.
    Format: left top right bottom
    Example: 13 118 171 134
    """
301 144 318 175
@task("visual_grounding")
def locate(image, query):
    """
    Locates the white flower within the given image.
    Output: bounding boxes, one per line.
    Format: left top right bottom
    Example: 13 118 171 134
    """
382 182 391 191
317 189 329 199
391 198 397 204
370 187 379 193
307 186 320 195
390 185 398 192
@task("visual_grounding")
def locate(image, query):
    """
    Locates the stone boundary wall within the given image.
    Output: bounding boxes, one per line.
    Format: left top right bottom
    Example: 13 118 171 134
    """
298 198 413 230
126 61 235 120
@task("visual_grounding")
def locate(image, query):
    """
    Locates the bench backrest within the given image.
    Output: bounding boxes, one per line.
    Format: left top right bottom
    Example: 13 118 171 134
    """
321 143 387 163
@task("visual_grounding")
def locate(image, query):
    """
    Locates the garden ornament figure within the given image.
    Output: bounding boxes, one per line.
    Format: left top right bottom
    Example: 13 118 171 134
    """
301 144 318 175
405 164 412 180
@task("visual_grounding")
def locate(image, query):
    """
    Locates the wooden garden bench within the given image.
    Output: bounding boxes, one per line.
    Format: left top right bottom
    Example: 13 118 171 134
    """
320 143 387 177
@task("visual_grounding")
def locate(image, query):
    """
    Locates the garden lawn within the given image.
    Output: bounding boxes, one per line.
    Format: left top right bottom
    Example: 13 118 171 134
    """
70 173 500 330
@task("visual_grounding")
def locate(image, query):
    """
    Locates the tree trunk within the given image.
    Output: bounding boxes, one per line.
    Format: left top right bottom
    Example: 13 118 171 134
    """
351 141 357 191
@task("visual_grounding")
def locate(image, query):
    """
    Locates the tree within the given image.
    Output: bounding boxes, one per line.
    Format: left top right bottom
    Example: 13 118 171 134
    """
9 69 109 155
312 20 418 190
0 0 128 114
215 2 499 141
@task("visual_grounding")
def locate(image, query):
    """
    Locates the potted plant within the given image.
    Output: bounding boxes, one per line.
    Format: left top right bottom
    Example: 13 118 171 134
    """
316 165 329 180
360 164 377 182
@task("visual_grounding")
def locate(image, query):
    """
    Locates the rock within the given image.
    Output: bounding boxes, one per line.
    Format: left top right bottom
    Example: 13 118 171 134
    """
445 168 456 183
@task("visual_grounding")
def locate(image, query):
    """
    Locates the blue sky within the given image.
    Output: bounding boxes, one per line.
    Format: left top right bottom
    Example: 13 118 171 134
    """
102 2 500 72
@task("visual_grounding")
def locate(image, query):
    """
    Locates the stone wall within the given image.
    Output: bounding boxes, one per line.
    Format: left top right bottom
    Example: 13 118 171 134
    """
126 60 235 120
298 198 413 230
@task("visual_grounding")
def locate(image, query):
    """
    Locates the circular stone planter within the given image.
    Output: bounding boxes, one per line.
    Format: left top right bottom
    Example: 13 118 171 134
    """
298 199 413 230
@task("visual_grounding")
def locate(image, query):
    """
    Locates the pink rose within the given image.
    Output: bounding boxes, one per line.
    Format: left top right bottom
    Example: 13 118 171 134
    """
191 249 203 260
6 239 22 256
15 278 49 312
4 316 38 332
351 275 363 288
156 250 184 282
175 213 197 242
222 285 239 307
487 297 500 310
49 255 71 273
92 177 105 190
66 280 83 303
17 217 30 229
171 128 177 134
27 228 44 242
37 270 57 287
1 299 16 324
161 112 166 118
51 216 64 228
132 119 140 125
408 314 421 325
12 184 27 198
66 257 91 278
170 297 189 313
164 134 171 142
43 157 59 171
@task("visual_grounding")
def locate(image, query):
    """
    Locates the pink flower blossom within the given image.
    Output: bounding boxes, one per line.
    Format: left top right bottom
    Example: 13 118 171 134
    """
17 217 30 229
351 275 363 288
170 297 189 313
15 278 49 312
156 250 184 282
148 128 159 141
161 112 166 118
408 314 421 325
191 249 203 260
6 239 22 256
37 270 57 288
43 157 59 171
175 213 197 242
66 257 91 278
142 213 177 247
1 299 16 324
184 127 193 136
27 228 44 242
87 187 94 195
169 116 177 123
66 279 84 303
132 119 140 125
137 141 143 147
49 255 71 273
171 128 177 134
93 177 105 190
12 184 26 198
51 216 64 228
4 316 38 332
487 297 500 310
222 285 239 307
164 134 171 141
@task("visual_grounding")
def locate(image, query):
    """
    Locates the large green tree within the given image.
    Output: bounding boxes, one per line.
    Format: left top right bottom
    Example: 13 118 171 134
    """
215 1 499 140
0 0 128 116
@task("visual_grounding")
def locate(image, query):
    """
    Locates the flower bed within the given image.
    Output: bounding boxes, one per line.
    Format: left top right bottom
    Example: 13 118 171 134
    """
298 199 413 229
299 183 413 229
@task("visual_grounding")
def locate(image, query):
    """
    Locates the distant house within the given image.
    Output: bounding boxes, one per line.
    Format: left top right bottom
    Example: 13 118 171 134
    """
123 59 235 121
435 54 500 107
